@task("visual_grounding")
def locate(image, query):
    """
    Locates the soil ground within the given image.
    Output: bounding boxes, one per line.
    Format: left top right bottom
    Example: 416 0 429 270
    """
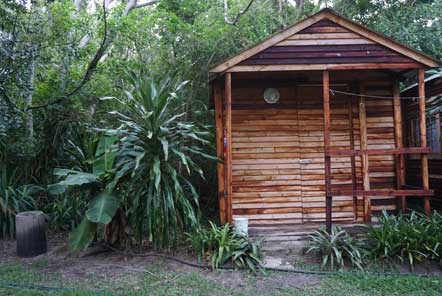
0 233 441 296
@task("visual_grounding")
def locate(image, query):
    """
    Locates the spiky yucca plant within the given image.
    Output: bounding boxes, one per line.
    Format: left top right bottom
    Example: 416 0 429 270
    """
107 73 216 249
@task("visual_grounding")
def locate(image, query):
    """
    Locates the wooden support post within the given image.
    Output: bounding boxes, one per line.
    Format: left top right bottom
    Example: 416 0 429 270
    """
348 88 357 220
225 73 233 224
323 71 332 233
214 82 226 224
393 80 406 212
358 85 371 222
418 69 431 215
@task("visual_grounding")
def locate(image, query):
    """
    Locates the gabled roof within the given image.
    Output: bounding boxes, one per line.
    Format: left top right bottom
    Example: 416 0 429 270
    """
210 8 441 74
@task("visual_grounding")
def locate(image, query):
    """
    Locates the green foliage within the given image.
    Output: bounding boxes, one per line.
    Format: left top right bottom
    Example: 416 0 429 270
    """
307 226 363 271
68 216 98 252
186 222 263 273
46 193 87 231
85 192 119 224
365 211 442 269
49 133 119 250
105 73 215 250
0 166 39 239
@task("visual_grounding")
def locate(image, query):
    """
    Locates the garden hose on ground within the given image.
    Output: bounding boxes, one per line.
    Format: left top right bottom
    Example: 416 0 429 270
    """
106 245 439 278
0 248 438 295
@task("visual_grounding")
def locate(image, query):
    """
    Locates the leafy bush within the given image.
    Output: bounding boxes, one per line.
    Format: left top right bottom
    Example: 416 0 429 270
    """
306 226 363 271
0 168 39 238
51 75 215 251
186 222 263 273
365 211 442 269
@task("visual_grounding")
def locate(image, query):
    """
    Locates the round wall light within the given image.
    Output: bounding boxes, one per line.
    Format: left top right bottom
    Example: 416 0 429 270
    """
263 88 280 104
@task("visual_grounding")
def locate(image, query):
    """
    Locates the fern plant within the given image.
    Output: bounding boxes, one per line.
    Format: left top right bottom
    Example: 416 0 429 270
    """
307 226 363 271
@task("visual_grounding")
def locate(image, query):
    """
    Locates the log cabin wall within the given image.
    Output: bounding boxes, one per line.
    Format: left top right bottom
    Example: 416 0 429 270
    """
228 72 398 226
403 77 442 210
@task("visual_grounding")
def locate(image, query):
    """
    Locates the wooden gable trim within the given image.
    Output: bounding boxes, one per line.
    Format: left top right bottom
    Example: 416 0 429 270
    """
324 12 440 68
227 63 424 73
209 11 326 73
209 9 441 74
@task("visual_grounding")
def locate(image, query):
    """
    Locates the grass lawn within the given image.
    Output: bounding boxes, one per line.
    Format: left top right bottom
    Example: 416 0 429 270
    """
0 261 441 296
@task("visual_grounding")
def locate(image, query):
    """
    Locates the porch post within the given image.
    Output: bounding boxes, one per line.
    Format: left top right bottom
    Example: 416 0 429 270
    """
225 72 233 223
214 81 226 224
359 84 371 222
418 69 431 215
393 80 406 212
348 87 357 220
323 71 332 232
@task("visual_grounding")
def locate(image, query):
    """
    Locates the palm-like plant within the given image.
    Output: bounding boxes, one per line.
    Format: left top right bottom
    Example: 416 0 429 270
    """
106 73 215 249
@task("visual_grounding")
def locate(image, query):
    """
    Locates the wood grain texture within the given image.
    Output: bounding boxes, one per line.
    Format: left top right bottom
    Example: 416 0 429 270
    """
225 73 233 223
418 69 431 215
323 71 332 232
220 73 399 226
214 82 226 224
359 86 371 222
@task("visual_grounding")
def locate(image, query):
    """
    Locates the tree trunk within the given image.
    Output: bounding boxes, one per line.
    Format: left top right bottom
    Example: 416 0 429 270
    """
24 49 36 139
16 211 47 257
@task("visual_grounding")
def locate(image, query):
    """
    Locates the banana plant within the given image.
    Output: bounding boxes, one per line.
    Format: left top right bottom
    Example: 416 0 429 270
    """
48 134 119 251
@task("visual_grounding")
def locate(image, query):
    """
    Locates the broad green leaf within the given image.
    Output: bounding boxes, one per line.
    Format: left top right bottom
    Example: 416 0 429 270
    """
69 217 97 251
58 171 98 186
86 193 119 224
93 135 118 175
47 184 66 195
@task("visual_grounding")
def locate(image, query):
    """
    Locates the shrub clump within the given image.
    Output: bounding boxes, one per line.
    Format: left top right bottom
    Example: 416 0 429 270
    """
186 222 263 273
306 226 363 271
365 211 442 269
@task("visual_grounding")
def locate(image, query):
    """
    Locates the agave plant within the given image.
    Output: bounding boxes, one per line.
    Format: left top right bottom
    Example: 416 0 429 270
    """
307 226 363 271
105 73 216 249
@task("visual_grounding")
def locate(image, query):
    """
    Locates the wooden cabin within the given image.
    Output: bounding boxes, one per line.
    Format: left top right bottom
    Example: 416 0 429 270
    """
402 75 442 210
209 8 441 231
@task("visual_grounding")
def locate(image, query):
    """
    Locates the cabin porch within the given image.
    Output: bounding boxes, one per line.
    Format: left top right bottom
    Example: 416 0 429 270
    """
212 69 433 232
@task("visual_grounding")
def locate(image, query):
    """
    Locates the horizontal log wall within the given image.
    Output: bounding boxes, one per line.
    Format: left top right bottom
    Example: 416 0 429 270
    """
229 78 398 225
230 86 302 225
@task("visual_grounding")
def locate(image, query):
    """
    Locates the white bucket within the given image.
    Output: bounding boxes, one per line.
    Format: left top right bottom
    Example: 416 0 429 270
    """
233 217 249 236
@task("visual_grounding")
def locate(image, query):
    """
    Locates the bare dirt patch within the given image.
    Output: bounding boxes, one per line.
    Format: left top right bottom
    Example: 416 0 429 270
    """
0 233 321 294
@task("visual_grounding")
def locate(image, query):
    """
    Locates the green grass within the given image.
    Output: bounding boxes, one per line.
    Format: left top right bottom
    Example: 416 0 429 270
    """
0 262 441 296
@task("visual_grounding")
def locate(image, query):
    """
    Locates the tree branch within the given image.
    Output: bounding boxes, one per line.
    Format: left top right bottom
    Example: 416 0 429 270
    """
28 0 110 110
224 0 255 25
124 0 158 16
